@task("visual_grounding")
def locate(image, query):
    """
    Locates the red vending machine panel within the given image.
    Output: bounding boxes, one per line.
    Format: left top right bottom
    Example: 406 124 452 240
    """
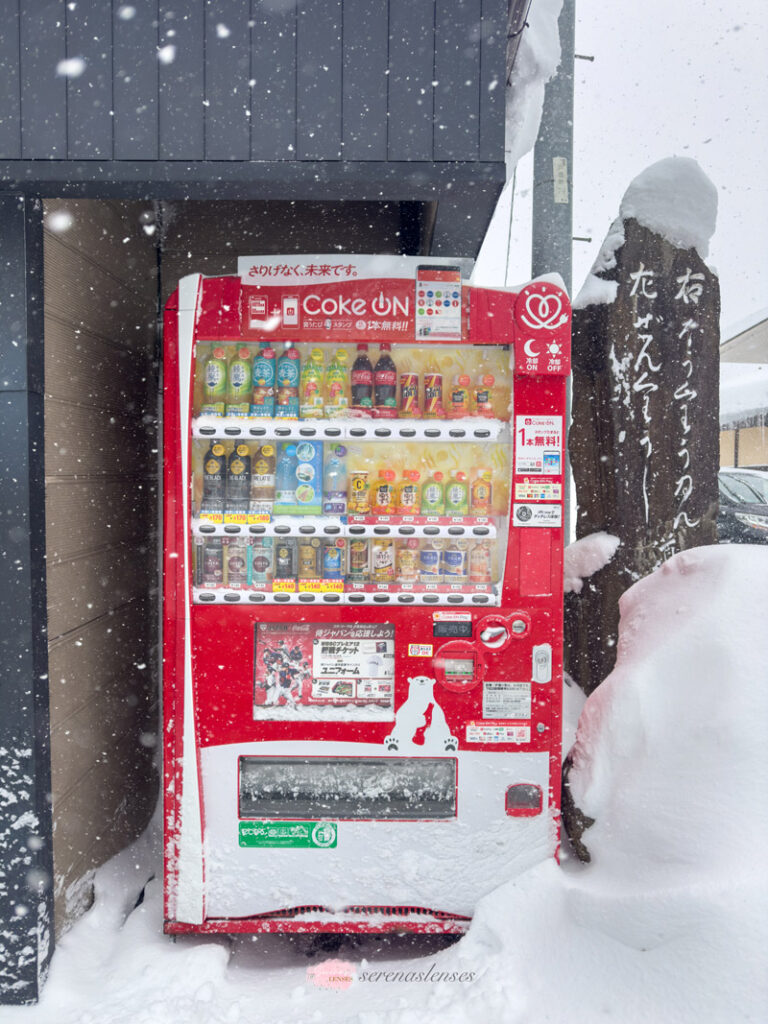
163 255 571 935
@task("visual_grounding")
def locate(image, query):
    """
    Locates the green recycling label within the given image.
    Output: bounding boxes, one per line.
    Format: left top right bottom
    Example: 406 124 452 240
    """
239 821 338 849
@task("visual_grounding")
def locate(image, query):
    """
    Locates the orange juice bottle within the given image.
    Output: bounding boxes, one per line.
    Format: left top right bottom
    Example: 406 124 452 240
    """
371 469 396 514
395 469 421 515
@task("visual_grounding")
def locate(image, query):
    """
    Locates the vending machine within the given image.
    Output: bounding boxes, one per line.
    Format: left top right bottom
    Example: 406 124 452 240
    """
163 255 571 935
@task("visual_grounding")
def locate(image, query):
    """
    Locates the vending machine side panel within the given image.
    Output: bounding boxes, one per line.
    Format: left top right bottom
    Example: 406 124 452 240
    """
163 274 207 927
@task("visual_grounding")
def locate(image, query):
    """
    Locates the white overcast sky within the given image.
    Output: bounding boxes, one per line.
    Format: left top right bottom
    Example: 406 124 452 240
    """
479 0 768 335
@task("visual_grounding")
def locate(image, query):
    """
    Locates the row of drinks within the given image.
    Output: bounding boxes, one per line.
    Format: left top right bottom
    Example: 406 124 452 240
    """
194 536 494 588
199 440 495 518
200 342 499 420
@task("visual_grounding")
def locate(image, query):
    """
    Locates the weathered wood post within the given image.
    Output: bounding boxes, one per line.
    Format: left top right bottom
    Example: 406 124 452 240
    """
565 158 720 694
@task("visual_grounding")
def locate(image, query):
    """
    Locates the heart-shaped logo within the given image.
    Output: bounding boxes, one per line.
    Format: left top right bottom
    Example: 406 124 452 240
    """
520 291 568 331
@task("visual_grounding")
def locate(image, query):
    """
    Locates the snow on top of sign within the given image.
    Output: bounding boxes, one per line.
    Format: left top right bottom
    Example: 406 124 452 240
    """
720 361 768 425
619 156 718 259
505 0 564 170
575 157 718 309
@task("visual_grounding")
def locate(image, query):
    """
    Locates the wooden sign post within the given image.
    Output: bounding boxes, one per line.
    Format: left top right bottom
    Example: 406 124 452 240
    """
566 215 720 693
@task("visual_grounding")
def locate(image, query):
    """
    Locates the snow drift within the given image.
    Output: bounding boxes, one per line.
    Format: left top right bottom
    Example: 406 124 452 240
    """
8 548 768 1024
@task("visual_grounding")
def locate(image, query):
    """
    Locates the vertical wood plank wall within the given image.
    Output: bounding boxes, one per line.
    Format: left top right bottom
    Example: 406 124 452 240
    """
43 200 160 934
0 0 506 165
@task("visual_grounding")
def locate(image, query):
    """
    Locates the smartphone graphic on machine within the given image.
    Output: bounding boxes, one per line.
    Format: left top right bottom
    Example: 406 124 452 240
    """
415 264 462 340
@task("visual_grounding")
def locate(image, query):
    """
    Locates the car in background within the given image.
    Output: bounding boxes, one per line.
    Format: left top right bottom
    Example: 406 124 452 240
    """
718 468 768 544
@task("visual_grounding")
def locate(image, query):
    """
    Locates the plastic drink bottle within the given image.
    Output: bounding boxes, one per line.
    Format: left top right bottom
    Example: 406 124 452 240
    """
250 345 276 417
473 355 496 418
223 537 250 588
324 348 350 417
298 538 322 579
371 538 396 582
373 343 398 418
250 443 276 513
348 469 371 514
350 343 373 413
395 469 421 515
322 539 345 581
419 539 443 582
275 343 300 419
201 346 227 416
226 443 251 513
470 470 493 515
371 469 396 514
396 538 420 583
274 538 297 580
448 374 471 417
300 347 325 419
201 441 226 513
444 471 469 516
347 538 369 581
274 443 298 505
227 347 252 416
469 540 492 584
198 536 224 587
421 470 445 514
442 540 469 583
250 537 274 585
323 444 348 514
423 358 444 418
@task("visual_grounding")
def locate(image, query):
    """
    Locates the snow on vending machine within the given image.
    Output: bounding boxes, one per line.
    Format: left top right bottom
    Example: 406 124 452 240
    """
163 255 571 936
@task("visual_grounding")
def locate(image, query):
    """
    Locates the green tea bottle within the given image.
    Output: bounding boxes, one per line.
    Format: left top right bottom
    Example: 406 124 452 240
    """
421 470 445 515
201 346 227 416
227 347 252 417
444 471 469 516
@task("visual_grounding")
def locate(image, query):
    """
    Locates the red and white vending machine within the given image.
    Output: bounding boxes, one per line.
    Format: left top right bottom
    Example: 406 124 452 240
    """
163 255 571 935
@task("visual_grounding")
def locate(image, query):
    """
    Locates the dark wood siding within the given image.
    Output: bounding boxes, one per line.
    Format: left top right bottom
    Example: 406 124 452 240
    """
2 0 506 164
43 199 159 936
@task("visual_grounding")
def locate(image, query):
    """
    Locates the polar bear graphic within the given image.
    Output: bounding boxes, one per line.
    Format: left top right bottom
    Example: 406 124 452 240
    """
384 676 458 753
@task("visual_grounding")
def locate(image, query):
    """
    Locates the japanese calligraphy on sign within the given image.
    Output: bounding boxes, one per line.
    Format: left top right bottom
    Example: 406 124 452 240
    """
567 215 720 691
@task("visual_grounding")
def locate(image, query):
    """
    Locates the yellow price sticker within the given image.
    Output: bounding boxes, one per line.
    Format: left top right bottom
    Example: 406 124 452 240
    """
272 579 296 593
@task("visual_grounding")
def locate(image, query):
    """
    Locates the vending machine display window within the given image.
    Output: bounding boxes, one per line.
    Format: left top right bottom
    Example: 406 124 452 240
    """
239 756 457 820
189 339 513 608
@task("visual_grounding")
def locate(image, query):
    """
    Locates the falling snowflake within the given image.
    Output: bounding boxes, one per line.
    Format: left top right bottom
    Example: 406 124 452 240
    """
56 57 86 78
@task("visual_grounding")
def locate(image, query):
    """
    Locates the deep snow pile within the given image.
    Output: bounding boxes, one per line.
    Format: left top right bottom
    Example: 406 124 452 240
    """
4 546 767 1024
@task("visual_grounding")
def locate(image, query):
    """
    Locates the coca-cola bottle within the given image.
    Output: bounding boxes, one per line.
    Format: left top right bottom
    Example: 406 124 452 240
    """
373 343 398 418
350 343 373 414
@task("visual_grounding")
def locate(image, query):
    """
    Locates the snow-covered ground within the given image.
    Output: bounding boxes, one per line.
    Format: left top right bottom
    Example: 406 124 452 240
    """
4 544 766 1024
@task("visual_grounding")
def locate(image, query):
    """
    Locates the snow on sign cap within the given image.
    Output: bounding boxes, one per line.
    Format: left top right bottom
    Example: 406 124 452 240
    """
619 156 718 259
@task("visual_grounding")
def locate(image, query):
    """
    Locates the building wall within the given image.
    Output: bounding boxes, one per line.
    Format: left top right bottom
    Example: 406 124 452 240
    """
0 1 505 165
43 199 160 934
719 424 768 468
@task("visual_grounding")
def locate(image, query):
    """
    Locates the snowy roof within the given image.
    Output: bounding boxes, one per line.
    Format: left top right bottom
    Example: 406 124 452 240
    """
720 362 768 426
720 310 768 363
